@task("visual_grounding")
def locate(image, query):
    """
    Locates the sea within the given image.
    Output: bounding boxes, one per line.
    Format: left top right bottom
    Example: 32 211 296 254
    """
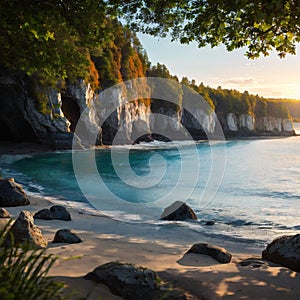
1 125 300 251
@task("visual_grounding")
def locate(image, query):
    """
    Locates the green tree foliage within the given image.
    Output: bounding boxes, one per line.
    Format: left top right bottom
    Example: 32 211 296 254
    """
0 0 114 85
267 99 300 120
92 20 149 90
147 63 183 111
116 0 300 58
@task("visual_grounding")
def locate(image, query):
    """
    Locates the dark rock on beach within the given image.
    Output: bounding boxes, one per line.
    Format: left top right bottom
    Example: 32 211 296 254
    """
160 201 198 221
239 258 269 269
0 207 10 218
187 243 232 264
6 210 48 248
85 262 188 300
205 220 215 226
35 205 71 221
52 229 82 244
50 205 71 221
262 234 300 272
0 178 29 207
34 208 55 220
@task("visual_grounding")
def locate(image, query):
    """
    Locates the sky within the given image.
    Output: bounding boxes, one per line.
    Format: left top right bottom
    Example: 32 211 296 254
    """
138 34 300 100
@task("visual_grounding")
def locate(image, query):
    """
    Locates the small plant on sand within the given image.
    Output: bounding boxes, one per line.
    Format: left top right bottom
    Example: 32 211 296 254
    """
0 221 65 300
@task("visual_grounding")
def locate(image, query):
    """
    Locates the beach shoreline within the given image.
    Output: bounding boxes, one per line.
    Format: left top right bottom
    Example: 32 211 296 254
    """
1 140 300 299
2 194 299 300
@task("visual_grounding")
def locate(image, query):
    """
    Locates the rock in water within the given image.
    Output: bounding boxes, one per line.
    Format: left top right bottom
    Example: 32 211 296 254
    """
0 178 29 207
6 211 48 248
205 220 215 226
160 201 198 221
52 229 82 244
187 243 232 263
49 205 71 221
262 234 300 272
34 208 55 220
0 207 10 218
85 262 188 300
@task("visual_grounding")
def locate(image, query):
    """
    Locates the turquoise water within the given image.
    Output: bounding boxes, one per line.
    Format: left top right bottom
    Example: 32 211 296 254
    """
1 137 300 248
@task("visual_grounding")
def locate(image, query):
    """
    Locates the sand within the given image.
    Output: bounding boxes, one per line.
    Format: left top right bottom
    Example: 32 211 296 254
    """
3 195 299 300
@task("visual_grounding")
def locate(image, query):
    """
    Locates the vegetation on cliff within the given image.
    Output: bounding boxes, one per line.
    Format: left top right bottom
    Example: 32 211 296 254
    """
0 0 295 121
1 1 299 85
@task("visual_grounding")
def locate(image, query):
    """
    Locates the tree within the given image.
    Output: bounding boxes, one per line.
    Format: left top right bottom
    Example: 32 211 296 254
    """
1 1 299 86
0 0 115 84
116 0 300 58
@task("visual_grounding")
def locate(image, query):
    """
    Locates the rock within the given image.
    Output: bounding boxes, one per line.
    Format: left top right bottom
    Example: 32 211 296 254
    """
0 207 10 218
239 258 268 269
52 229 82 244
262 234 300 272
84 262 188 300
34 208 55 220
0 178 30 207
187 243 232 263
226 113 238 131
160 201 198 221
50 205 71 221
6 211 47 248
205 220 215 226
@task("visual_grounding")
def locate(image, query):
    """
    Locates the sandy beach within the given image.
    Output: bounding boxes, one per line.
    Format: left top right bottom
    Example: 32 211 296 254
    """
2 193 299 300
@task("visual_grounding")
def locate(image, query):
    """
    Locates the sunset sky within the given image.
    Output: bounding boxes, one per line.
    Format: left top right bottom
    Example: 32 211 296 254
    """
138 34 300 100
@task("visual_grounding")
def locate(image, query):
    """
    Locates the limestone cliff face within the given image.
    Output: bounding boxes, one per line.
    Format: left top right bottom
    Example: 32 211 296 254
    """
0 70 295 148
0 70 74 148
224 113 294 136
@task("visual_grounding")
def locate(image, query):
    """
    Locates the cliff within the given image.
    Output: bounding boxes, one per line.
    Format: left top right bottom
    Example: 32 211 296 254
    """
0 70 294 149
220 113 294 137
0 23 295 147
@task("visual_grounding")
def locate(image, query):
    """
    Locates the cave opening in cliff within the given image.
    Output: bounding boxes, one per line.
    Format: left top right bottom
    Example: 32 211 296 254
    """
61 94 80 132
0 118 38 142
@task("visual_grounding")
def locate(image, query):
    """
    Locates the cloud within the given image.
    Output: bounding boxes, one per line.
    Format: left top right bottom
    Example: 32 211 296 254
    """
209 76 261 86
220 77 258 85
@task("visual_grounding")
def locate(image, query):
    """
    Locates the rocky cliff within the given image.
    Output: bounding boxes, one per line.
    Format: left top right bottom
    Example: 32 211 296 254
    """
0 70 295 149
220 112 294 137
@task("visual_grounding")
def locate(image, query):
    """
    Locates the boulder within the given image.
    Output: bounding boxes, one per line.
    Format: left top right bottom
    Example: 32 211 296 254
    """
6 211 47 248
239 258 268 269
50 205 71 221
85 262 188 300
0 178 30 207
0 207 10 218
205 220 215 226
160 201 198 221
187 243 232 263
262 234 300 272
52 229 82 244
34 208 55 220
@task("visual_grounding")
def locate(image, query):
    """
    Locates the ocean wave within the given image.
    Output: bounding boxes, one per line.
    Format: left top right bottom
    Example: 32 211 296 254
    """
0 154 33 164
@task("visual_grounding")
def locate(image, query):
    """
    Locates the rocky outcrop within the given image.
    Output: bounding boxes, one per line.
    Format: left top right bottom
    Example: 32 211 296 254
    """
52 229 82 244
0 68 80 148
85 262 188 300
34 205 71 221
0 68 295 148
6 211 48 248
222 113 295 136
187 243 232 263
0 208 10 218
160 201 198 221
262 234 300 272
0 178 29 207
